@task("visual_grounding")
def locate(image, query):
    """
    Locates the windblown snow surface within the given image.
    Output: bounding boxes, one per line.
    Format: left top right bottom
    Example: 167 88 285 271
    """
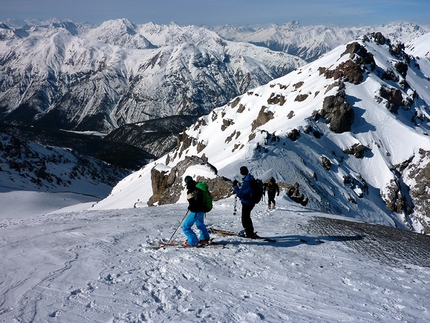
1 192 429 322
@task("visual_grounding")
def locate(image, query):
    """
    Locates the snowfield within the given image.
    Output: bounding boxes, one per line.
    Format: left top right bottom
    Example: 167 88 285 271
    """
1 193 429 322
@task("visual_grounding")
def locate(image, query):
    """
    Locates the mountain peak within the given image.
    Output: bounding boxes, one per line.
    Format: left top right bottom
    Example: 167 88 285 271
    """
98 18 137 32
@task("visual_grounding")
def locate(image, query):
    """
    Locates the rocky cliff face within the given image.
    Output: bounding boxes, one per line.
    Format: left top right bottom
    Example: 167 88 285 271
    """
147 155 232 206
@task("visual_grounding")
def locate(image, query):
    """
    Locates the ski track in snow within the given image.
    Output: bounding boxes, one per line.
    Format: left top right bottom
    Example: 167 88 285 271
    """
1 200 429 322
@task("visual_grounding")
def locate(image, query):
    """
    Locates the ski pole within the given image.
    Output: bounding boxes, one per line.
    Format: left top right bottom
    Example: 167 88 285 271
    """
167 210 189 244
233 195 237 215
233 179 240 215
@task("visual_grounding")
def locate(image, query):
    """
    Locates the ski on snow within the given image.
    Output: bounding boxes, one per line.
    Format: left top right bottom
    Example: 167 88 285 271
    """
149 228 276 249
149 238 223 249
208 227 276 243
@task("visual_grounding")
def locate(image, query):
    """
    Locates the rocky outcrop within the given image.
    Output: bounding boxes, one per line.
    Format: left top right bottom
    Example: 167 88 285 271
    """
343 143 369 158
321 156 332 170
148 155 232 206
394 61 408 78
294 94 308 102
287 129 300 141
400 150 430 234
148 166 174 206
323 60 364 85
221 119 235 131
251 106 275 131
379 86 404 114
320 91 355 133
342 41 376 70
281 182 308 206
320 41 375 86
382 178 412 216
267 93 286 105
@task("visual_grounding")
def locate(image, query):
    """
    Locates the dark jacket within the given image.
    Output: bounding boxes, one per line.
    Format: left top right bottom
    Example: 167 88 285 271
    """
233 173 255 207
186 180 206 212
266 181 280 196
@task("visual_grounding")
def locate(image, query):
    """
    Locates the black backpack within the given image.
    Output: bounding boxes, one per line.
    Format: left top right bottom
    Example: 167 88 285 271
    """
250 178 264 204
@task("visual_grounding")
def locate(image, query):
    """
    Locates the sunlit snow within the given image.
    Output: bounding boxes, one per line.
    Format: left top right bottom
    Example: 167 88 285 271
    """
1 192 430 322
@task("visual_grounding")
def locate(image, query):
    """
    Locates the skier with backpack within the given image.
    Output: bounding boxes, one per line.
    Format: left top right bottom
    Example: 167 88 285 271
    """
232 166 260 239
265 177 280 210
182 175 211 247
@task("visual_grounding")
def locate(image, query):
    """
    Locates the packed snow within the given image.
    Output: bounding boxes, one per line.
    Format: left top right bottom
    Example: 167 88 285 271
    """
1 190 429 322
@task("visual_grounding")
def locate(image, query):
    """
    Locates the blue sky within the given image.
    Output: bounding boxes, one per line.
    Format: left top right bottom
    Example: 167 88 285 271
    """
2 0 429 27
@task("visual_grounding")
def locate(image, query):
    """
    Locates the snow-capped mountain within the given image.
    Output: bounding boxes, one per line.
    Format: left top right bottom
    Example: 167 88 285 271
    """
0 19 304 133
211 21 430 61
94 32 430 234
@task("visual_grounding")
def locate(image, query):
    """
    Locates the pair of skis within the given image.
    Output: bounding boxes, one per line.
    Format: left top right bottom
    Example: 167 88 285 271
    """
208 227 276 243
149 238 223 249
149 227 276 249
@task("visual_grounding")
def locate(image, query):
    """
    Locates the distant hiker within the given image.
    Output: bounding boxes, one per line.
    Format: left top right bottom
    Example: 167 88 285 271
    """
233 166 258 239
265 177 280 210
182 176 210 247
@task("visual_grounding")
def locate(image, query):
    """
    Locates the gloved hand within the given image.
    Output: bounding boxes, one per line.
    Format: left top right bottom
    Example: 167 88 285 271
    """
233 180 238 187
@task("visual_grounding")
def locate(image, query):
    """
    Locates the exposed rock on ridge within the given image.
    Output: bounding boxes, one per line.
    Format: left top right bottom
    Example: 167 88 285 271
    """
148 156 232 207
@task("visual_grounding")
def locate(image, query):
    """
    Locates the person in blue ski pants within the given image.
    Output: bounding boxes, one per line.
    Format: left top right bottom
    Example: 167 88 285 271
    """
182 176 210 246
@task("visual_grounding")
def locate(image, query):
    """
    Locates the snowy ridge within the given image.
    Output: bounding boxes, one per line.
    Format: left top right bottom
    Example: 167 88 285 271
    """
95 32 430 233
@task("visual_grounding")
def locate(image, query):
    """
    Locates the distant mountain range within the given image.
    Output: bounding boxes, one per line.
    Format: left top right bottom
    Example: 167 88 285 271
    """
0 18 304 134
210 21 430 61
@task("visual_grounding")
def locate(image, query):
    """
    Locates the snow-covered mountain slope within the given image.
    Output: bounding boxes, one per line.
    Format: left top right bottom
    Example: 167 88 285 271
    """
0 19 304 133
1 197 430 322
94 32 430 234
211 21 430 61
405 32 430 93
0 132 129 196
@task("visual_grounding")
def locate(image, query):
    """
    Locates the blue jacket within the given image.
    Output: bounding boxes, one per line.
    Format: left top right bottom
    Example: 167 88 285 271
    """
233 174 255 207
